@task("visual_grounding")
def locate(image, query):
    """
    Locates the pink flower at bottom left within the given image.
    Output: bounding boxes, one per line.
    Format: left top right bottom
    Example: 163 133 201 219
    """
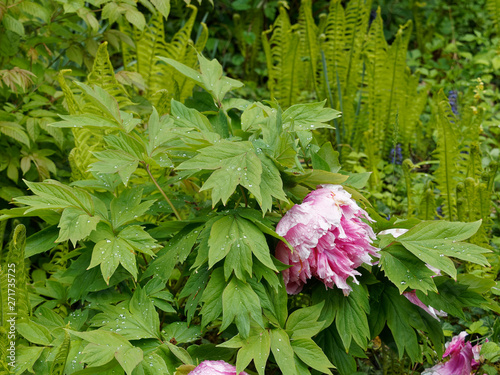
189 360 248 375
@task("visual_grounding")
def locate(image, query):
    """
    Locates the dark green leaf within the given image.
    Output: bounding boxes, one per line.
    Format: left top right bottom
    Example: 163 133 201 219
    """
291 338 334 375
221 277 263 338
380 245 437 294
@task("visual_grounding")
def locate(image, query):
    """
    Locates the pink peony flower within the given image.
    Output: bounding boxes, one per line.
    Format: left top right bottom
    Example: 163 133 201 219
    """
472 339 487 368
403 290 447 321
275 184 379 295
422 332 475 375
189 360 248 375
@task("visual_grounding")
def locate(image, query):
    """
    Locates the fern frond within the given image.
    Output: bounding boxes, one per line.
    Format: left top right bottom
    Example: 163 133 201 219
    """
364 8 389 153
119 19 137 71
178 22 209 103
487 0 500 35
384 21 413 151
57 70 80 115
1 225 29 324
434 89 459 220
398 72 427 157
135 12 168 94
86 42 132 108
139 5 200 109
418 187 437 220
343 0 372 98
0 220 5 255
322 0 345 102
297 0 319 95
262 7 301 107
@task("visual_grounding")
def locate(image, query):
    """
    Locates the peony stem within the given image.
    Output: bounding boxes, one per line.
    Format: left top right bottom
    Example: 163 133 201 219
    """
143 162 182 221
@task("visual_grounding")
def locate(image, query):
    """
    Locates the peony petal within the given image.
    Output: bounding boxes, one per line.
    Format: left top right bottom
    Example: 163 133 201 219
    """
403 291 447 321
190 360 249 375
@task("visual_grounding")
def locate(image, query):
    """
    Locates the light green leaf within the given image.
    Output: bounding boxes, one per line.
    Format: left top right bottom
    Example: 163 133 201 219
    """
89 235 137 284
3 14 25 36
164 342 193 365
74 82 122 123
178 141 262 206
13 346 44 375
380 245 437 294
270 329 298 375
150 0 170 19
344 172 372 189
91 150 140 186
115 346 143 375
286 302 325 339
258 155 287 213
295 170 349 189
221 277 263 338
282 101 340 131
0 121 30 146
105 134 145 160
158 54 243 102
16 321 52 346
129 287 161 339
68 329 143 373
15 179 95 214
157 57 202 84
171 99 213 133
394 220 490 279
398 220 482 242
137 352 169 375
226 329 270 375
119 225 160 256
52 114 121 129
110 188 155 229
56 207 100 246
147 107 175 153
291 338 334 375
125 9 146 30
480 341 500 362
197 53 244 102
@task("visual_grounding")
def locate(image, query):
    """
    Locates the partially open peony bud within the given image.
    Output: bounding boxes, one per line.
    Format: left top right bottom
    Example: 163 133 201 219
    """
189 360 248 375
275 184 379 295
403 290 447 321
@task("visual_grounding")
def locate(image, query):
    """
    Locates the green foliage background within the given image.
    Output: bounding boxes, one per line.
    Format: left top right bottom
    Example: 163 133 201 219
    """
0 0 499 374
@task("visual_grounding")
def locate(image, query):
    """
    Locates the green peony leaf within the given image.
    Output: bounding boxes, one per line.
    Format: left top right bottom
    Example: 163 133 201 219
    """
178 140 262 206
380 245 438 294
291 338 334 375
286 302 325 340
270 329 298 375
56 207 100 246
221 277 264 338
